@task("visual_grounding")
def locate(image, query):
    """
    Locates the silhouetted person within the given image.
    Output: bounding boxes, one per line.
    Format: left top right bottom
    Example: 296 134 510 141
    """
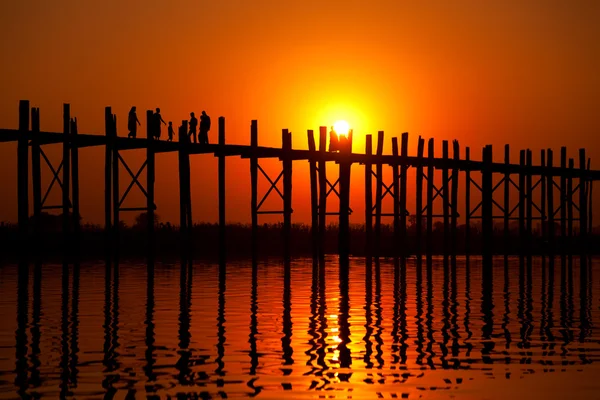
167 121 174 142
127 106 141 139
329 126 338 152
153 108 166 140
199 111 211 145
189 112 198 143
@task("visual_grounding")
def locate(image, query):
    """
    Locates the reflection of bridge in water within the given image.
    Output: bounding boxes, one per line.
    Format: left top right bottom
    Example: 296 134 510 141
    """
1 100 598 264
8 256 598 397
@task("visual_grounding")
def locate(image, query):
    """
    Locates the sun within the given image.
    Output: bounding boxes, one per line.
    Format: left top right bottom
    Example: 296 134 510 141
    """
333 120 350 136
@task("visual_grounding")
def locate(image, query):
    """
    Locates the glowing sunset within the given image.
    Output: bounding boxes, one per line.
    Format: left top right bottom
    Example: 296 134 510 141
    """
1 1 599 399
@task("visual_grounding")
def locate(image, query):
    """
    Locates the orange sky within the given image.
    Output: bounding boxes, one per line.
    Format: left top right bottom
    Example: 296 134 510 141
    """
1 1 599 225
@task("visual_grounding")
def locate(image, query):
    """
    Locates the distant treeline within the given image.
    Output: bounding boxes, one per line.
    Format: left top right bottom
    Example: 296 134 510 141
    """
0 212 598 262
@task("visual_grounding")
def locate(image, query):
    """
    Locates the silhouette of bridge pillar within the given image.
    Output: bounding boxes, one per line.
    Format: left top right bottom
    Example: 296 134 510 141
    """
318 126 327 260
17 100 29 260
146 110 156 262
481 145 493 264
282 129 293 259
104 107 112 260
364 134 373 258
338 130 352 259
218 117 226 264
308 130 319 259
31 107 42 254
178 120 191 261
62 104 71 257
250 120 258 258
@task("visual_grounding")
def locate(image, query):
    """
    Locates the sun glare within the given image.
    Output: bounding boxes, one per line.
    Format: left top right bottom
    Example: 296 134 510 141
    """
333 120 350 136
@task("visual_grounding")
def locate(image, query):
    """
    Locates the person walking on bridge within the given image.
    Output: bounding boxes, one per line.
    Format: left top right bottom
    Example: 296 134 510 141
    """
189 112 198 143
199 111 211 145
153 108 166 140
127 106 141 138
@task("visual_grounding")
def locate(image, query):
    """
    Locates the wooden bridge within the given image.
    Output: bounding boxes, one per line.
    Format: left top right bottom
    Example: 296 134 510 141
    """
2 100 597 263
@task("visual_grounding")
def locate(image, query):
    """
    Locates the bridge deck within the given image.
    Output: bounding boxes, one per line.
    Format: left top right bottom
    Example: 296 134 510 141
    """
1 128 599 179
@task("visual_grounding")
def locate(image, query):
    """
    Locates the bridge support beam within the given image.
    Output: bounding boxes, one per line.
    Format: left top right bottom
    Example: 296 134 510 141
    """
17 100 29 261
218 117 226 264
146 110 156 263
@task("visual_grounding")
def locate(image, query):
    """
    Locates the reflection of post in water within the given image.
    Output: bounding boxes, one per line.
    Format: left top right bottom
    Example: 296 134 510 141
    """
441 256 451 368
215 261 226 377
144 262 156 386
60 263 70 398
306 259 319 373
578 257 591 350
102 261 120 395
315 258 328 376
480 256 494 364
559 255 573 354
337 257 352 381
502 256 512 352
248 259 259 376
281 258 294 375
518 256 534 363
176 261 192 385
70 263 80 388
29 262 42 390
415 254 425 366
392 258 408 366
363 259 373 369
463 257 473 357
424 253 435 368
449 254 459 362
15 262 29 397
373 260 384 369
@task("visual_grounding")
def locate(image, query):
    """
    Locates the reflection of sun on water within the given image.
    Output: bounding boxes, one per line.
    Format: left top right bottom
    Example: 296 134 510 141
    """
333 120 350 137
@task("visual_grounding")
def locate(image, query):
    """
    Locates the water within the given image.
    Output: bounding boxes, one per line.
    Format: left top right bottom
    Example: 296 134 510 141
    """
0 256 599 399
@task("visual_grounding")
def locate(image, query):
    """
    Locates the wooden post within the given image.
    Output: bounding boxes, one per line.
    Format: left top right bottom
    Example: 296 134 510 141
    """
17 100 29 257
282 129 293 259
251 120 258 258
308 130 319 259
451 140 459 256
465 146 471 256
71 117 80 253
560 147 567 257
183 120 192 256
104 107 112 257
518 150 526 255
567 159 574 253
178 123 188 259
415 137 424 259
426 139 434 260
218 117 226 263
540 149 547 245
146 110 155 261
318 126 327 260
392 137 400 256
31 107 42 251
589 159 593 242
364 134 373 258
178 120 191 259
547 149 555 255
338 131 352 259
399 132 409 256
526 150 533 255
374 131 384 257
482 145 493 262
442 140 449 257
540 150 546 251
579 149 587 255
504 145 510 255
112 113 120 258
62 104 71 253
